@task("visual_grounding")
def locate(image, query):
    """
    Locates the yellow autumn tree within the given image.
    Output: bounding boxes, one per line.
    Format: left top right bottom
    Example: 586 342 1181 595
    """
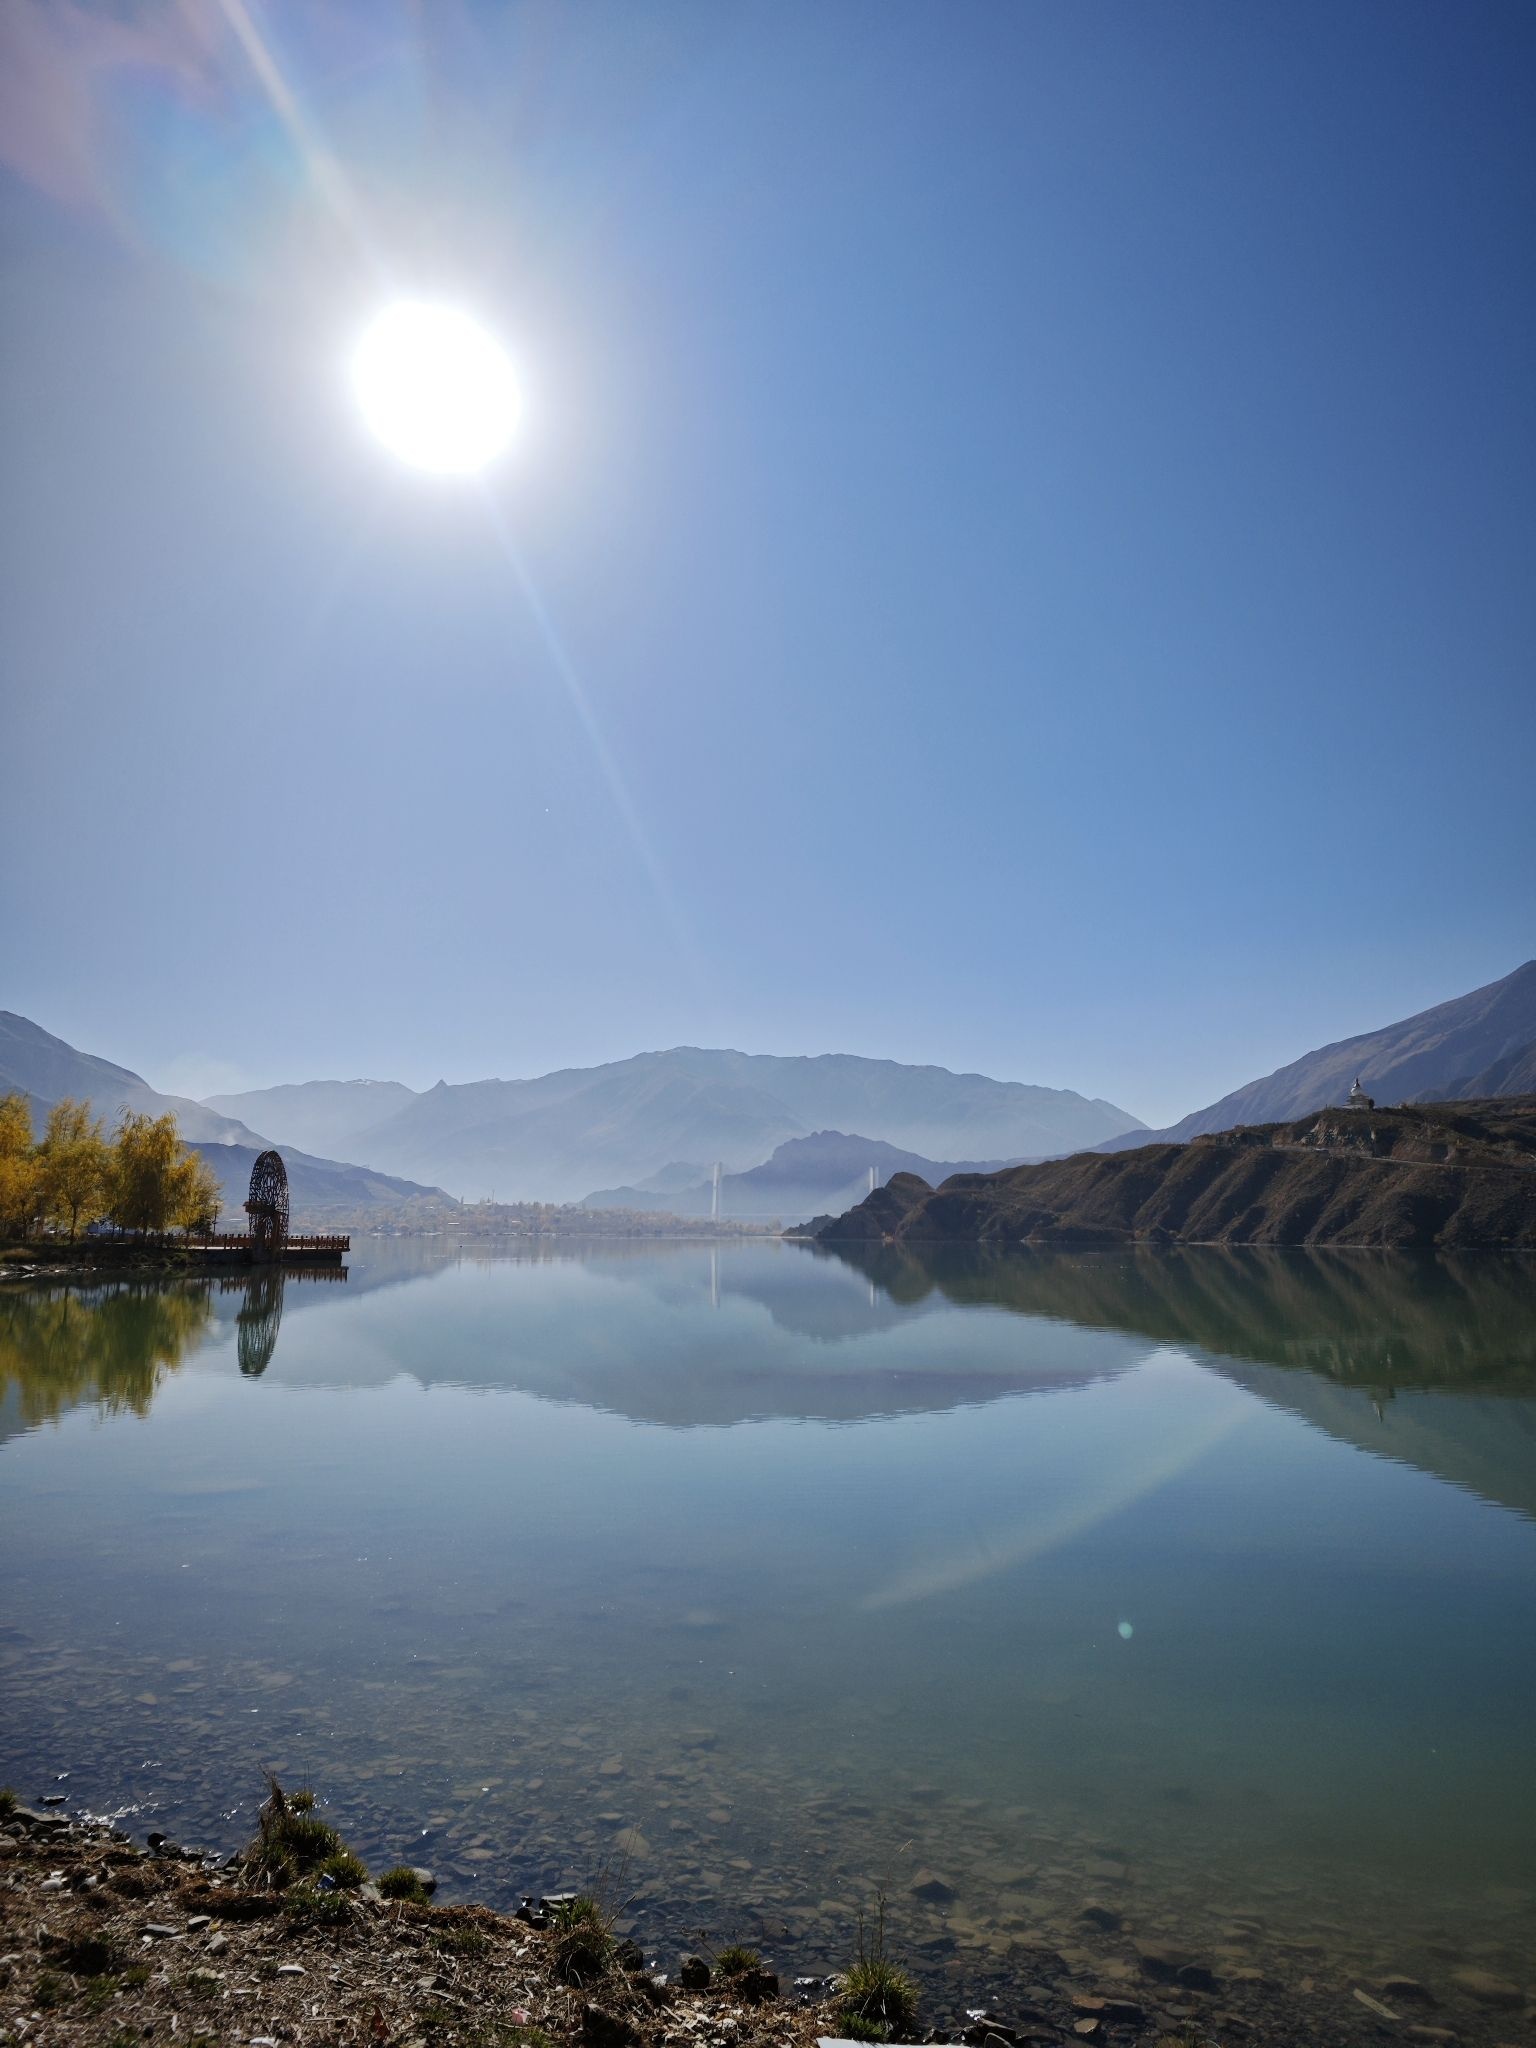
0 1092 41 1241
108 1111 190 1235
170 1149 223 1238
37 1098 111 1241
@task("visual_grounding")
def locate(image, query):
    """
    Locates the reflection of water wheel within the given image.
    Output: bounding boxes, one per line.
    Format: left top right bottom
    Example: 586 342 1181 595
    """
237 1270 284 1378
245 1150 290 1263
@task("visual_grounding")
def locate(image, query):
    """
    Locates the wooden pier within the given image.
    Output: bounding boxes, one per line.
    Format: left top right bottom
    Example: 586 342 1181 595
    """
197 1232 350 1267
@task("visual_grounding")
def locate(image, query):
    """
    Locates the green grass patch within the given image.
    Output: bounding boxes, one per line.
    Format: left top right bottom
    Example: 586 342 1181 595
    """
318 1848 369 1889
378 1864 431 1903
284 1883 353 1928
0 1787 16 1818
714 1945 762 1978
248 1774 361 1888
839 1896 918 2038
551 1893 614 1987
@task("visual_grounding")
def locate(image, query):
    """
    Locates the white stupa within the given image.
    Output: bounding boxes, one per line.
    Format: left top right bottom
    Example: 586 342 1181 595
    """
1348 1076 1375 1109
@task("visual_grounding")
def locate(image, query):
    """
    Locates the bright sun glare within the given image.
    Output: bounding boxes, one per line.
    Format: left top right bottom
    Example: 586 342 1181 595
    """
351 302 521 475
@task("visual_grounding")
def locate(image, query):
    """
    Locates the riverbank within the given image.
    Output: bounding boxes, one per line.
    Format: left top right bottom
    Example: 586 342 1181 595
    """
0 1240 249 1285
3 1792 1531 2048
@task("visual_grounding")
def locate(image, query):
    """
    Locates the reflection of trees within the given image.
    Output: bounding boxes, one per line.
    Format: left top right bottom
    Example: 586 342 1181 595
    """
236 1270 284 1378
0 1282 215 1427
823 1243 1536 1395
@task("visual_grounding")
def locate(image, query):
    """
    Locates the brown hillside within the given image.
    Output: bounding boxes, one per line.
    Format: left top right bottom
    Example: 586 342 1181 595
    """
817 1098 1536 1250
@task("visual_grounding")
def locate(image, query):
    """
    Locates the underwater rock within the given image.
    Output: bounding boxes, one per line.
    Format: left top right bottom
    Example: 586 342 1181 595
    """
1449 1968 1523 2009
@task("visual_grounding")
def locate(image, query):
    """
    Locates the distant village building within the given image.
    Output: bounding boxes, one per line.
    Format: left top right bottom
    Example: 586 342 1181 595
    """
1348 1076 1375 1110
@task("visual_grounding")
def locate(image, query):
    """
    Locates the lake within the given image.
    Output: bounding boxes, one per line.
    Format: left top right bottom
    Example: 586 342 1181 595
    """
2 1241 1533 2020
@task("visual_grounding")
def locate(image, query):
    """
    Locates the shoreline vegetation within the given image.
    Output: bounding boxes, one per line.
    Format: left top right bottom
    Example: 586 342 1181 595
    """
0 1094 220 1251
2 1782 1529 2048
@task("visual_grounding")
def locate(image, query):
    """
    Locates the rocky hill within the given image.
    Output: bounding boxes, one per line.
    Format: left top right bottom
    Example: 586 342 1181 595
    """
1095 959 1536 1151
818 1098 1536 1250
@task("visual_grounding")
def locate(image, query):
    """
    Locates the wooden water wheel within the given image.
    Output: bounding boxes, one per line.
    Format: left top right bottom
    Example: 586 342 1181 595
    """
244 1149 290 1262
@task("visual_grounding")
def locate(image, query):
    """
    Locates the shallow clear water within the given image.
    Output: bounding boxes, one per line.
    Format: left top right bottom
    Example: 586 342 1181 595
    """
2 1242 1534 2008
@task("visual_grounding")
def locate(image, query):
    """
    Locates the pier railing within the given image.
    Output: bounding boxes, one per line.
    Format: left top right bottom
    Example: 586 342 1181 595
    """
200 1233 351 1255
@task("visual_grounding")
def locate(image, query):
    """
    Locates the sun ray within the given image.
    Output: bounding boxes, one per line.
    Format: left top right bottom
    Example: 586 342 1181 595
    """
480 494 710 1007
210 0 383 278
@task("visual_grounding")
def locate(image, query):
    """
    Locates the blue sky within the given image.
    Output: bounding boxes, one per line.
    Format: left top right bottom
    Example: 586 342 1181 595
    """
2 0 1532 1126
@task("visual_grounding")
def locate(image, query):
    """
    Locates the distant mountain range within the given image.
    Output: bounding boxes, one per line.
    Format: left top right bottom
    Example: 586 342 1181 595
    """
0 1013 443 1222
1 1011 262 1149
204 1078 418 1160
203 1048 1146 1203
1094 959 1536 1151
582 1128 1034 1224
8 958 1535 1220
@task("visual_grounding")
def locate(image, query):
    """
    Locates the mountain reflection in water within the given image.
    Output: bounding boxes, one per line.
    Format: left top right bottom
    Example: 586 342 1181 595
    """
823 1241 1536 1392
4 1242 1533 1519
820 1242 1536 1521
2 1237 1533 2016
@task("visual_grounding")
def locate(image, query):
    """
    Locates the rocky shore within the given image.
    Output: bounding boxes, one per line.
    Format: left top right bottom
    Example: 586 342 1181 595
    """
2 1793 1531 2048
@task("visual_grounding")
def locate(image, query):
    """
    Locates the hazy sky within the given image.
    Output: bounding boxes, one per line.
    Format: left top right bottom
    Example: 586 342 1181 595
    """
3 1 1532 1127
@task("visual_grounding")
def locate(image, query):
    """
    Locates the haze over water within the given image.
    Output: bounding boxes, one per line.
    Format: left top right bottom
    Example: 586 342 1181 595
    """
2 1243 1533 2012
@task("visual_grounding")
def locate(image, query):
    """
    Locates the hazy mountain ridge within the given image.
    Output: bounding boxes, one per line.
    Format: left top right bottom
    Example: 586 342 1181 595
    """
583 1128 1033 1224
819 1098 1536 1250
220 1047 1145 1202
1094 960 1536 1151
203 1078 419 1158
1 1012 268 1148
190 1143 444 1224
1 1012 445 1223
1419 1035 1536 1103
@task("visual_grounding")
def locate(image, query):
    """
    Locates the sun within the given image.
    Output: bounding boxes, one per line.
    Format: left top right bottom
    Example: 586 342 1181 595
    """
351 302 521 475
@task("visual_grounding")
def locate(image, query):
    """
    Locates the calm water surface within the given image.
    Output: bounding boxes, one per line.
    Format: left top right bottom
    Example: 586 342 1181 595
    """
2 1242 1533 2006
